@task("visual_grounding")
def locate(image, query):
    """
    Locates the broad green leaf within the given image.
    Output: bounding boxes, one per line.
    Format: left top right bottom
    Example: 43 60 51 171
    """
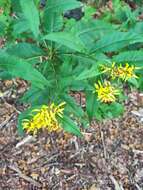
91 32 143 53
13 19 31 35
43 11 63 33
60 115 82 137
6 42 45 59
100 102 124 119
0 71 12 79
44 32 84 52
62 95 84 118
20 86 50 106
20 0 40 38
43 0 81 33
0 15 9 37
45 0 81 13
75 65 100 80
86 91 99 121
76 20 114 50
113 50 143 66
130 22 143 35
0 51 48 89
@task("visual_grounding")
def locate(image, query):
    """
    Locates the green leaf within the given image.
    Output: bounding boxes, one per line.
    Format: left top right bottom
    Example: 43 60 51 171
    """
86 91 99 121
76 20 114 50
100 102 124 119
20 0 40 38
63 95 84 118
43 11 63 33
44 32 84 52
45 0 81 13
0 15 9 37
128 78 139 88
60 115 82 137
130 22 143 35
43 0 81 33
6 42 45 59
113 50 143 66
92 32 143 53
13 19 29 35
44 32 83 52
75 65 100 80
20 86 50 106
0 70 12 79
0 51 48 89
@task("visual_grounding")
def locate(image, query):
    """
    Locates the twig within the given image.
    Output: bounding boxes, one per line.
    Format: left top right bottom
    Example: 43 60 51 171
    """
8 165 41 187
99 125 107 159
110 175 124 190
66 174 78 181
135 184 142 190
71 136 79 151
0 114 15 129
16 135 36 148
121 144 143 154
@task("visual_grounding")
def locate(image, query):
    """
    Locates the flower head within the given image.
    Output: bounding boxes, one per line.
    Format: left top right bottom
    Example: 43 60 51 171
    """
114 63 138 81
94 81 119 103
101 62 138 81
22 102 65 135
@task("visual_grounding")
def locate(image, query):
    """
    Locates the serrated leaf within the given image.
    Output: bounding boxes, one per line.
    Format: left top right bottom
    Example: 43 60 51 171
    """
0 51 48 89
75 65 100 80
63 95 84 118
113 50 143 66
20 0 40 38
92 32 143 53
44 11 63 33
0 70 12 79
43 0 81 33
76 20 114 50
20 86 50 106
101 102 124 119
6 42 45 59
86 91 99 121
13 19 29 35
44 32 84 52
45 0 81 13
60 116 82 137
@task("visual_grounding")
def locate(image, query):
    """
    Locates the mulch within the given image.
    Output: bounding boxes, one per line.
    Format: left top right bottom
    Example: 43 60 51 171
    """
0 79 143 190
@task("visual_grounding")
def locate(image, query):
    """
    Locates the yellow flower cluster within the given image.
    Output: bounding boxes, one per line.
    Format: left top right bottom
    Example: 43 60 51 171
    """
94 81 119 103
101 62 138 81
22 102 65 134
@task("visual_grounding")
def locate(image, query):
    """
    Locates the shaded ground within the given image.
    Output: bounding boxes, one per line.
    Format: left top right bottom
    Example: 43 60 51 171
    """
0 80 143 190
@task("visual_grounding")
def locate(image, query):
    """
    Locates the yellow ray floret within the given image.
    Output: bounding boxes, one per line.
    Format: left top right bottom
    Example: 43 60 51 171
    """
22 102 66 134
101 62 138 81
114 63 138 81
94 81 119 103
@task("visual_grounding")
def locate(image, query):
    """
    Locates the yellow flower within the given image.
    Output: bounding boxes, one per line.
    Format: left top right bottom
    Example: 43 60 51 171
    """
114 63 138 81
22 102 66 135
101 62 138 81
94 81 119 103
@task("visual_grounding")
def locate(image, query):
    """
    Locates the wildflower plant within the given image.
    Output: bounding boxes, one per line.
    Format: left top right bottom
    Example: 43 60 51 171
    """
0 0 143 136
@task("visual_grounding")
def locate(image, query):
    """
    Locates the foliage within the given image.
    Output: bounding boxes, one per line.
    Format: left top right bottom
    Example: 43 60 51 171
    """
0 0 142 136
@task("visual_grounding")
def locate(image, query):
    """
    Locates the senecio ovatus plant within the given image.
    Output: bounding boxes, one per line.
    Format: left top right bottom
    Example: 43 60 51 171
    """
0 0 142 136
